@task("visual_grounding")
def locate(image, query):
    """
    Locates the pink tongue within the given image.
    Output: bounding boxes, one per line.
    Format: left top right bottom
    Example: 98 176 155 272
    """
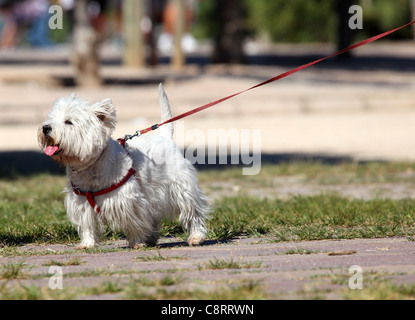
45 146 59 156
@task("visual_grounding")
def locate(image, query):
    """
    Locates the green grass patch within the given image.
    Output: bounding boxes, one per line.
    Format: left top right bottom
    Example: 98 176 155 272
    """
198 161 415 186
344 282 415 300
278 247 322 255
0 262 28 280
123 279 265 300
42 256 85 267
0 174 78 245
133 252 188 262
304 269 415 300
0 279 265 300
209 195 415 241
198 258 262 270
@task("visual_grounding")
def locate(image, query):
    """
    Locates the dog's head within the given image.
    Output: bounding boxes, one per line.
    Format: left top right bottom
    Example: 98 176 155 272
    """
38 93 117 167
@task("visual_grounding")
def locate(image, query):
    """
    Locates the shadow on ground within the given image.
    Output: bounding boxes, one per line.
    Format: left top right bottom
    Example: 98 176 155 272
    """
116 238 233 249
0 150 360 178
0 151 65 178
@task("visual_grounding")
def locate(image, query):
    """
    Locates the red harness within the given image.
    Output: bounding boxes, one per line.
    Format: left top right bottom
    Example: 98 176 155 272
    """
71 140 136 213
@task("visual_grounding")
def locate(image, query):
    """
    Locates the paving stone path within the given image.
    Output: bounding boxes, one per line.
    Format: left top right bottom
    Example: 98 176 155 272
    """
1 236 414 299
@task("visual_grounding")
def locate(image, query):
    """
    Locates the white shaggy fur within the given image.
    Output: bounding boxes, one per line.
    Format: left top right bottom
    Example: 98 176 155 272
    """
38 84 210 248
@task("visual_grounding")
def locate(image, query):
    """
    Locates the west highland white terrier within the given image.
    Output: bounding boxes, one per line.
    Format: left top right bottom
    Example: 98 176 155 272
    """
38 84 210 249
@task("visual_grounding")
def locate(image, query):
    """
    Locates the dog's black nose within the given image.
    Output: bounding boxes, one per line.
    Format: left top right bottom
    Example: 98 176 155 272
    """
42 124 52 136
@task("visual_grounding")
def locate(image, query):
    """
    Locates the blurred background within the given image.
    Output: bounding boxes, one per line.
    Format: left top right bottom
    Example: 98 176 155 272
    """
0 0 415 176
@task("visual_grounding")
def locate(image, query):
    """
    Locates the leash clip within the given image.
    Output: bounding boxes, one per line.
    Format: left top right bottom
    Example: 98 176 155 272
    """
123 130 141 142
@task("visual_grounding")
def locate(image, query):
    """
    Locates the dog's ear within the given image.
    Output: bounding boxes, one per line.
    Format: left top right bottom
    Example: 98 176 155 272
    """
92 98 117 130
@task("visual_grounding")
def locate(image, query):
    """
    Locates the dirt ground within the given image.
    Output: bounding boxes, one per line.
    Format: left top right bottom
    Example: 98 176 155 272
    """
1 42 415 299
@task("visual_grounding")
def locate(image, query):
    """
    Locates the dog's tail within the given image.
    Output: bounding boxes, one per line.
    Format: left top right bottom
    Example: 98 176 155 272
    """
158 83 174 139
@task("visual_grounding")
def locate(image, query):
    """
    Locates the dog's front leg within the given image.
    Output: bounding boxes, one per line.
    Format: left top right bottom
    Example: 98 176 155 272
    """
76 211 102 249
77 227 100 249
65 195 101 249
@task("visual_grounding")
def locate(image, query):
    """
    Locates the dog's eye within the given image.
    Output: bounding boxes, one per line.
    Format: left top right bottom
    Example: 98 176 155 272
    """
65 120 73 125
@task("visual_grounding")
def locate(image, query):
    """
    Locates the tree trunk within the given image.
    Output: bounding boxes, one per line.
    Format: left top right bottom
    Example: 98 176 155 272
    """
72 0 101 87
123 0 145 68
411 0 415 40
212 0 246 64
172 0 185 69
336 0 353 59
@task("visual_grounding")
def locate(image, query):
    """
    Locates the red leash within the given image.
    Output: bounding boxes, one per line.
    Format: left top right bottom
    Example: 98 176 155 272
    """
134 20 415 137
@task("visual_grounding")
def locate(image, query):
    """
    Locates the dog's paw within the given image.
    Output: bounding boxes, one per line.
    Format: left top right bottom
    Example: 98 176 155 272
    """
129 243 146 249
187 236 204 246
76 241 96 250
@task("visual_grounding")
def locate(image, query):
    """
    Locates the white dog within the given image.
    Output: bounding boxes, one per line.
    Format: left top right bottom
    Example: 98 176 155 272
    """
38 84 210 249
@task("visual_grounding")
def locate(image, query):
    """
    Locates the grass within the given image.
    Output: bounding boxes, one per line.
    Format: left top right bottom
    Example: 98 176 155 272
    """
279 247 322 255
0 174 77 245
0 262 28 280
198 161 415 186
198 257 262 270
0 284 78 300
303 269 415 300
209 195 415 241
123 279 264 300
344 282 415 300
133 252 188 262
42 257 85 266
0 278 264 300
1 161 415 247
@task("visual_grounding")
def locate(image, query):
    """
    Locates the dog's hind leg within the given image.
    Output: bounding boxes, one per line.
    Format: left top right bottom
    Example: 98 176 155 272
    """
174 173 210 246
144 220 160 247
125 214 160 248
